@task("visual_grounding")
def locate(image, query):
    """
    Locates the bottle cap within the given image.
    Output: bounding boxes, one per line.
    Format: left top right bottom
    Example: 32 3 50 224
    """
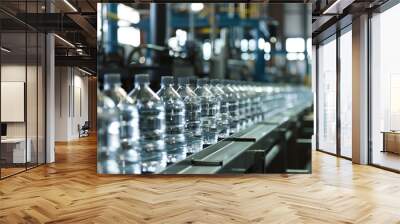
188 77 197 86
178 77 189 85
135 74 149 84
197 78 208 86
104 73 121 85
210 79 219 85
161 76 174 85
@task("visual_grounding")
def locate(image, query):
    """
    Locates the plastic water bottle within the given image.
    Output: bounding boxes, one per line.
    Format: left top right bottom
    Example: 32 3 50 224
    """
220 80 240 134
177 77 203 154
239 81 253 127
194 79 219 145
102 73 140 174
97 90 120 174
252 83 263 123
209 79 230 139
128 74 166 173
245 82 260 124
228 80 247 130
102 73 127 105
157 76 187 164
118 95 140 174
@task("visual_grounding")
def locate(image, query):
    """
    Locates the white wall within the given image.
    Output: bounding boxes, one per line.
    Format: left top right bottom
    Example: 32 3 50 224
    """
1 65 42 137
55 66 89 141
1 64 46 164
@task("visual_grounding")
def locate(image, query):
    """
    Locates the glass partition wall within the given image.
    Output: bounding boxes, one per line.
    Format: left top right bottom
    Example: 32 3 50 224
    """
0 2 46 179
370 3 400 171
316 1 400 171
317 35 337 155
339 28 352 159
316 26 352 159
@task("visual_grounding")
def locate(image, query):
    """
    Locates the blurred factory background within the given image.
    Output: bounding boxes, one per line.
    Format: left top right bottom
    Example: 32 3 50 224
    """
98 3 312 90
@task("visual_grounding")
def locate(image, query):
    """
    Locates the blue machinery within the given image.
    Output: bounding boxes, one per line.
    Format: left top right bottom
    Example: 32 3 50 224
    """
103 4 118 56
102 3 274 81
140 12 271 82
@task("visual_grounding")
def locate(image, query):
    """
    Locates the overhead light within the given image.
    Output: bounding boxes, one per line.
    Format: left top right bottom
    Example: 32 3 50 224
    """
258 38 265 50
1 47 11 53
117 4 140 26
202 42 211 60
286 38 305 53
191 3 204 12
322 0 344 15
63 0 78 12
76 48 85 55
264 42 271 53
118 27 140 47
240 39 249 52
78 67 94 76
54 34 75 48
248 39 257 51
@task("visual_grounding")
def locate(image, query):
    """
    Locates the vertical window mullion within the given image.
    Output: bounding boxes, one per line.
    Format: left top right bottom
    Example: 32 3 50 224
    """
336 29 341 157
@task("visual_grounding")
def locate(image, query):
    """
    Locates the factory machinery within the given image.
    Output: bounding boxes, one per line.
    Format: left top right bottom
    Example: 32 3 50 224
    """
97 3 313 174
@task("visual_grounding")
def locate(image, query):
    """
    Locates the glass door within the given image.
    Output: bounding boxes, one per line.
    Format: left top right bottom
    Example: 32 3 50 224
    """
339 27 352 158
0 0 47 179
1 30 28 178
317 36 337 154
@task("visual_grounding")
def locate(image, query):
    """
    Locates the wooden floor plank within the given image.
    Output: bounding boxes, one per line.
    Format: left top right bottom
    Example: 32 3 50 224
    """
0 135 400 223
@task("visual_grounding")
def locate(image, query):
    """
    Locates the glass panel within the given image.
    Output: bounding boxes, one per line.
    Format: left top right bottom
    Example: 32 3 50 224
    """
38 32 45 165
0 0 46 178
26 0 40 169
27 31 38 169
339 29 352 158
1 32 27 177
371 4 400 171
317 37 337 154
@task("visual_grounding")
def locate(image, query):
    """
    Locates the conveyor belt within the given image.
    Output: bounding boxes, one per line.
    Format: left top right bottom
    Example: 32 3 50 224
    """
160 101 313 174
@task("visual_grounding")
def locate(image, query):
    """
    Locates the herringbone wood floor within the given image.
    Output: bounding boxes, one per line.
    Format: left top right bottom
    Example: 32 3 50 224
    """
1 135 400 224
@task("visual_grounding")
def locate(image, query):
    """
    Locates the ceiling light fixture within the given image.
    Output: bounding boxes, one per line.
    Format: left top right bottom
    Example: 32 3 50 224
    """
190 3 204 12
63 0 78 12
322 0 345 15
54 34 75 48
78 67 94 76
1 47 11 53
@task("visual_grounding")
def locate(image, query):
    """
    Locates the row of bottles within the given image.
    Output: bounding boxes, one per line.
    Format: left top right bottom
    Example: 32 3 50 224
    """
98 73 312 174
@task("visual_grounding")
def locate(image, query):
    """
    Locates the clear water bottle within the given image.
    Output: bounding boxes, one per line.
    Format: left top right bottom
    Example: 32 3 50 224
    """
253 83 263 123
97 90 120 174
102 73 127 105
194 78 219 145
239 81 253 127
118 96 140 174
177 77 203 154
220 80 240 134
209 79 230 139
229 80 247 130
157 76 187 164
245 82 260 124
128 74 166 173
